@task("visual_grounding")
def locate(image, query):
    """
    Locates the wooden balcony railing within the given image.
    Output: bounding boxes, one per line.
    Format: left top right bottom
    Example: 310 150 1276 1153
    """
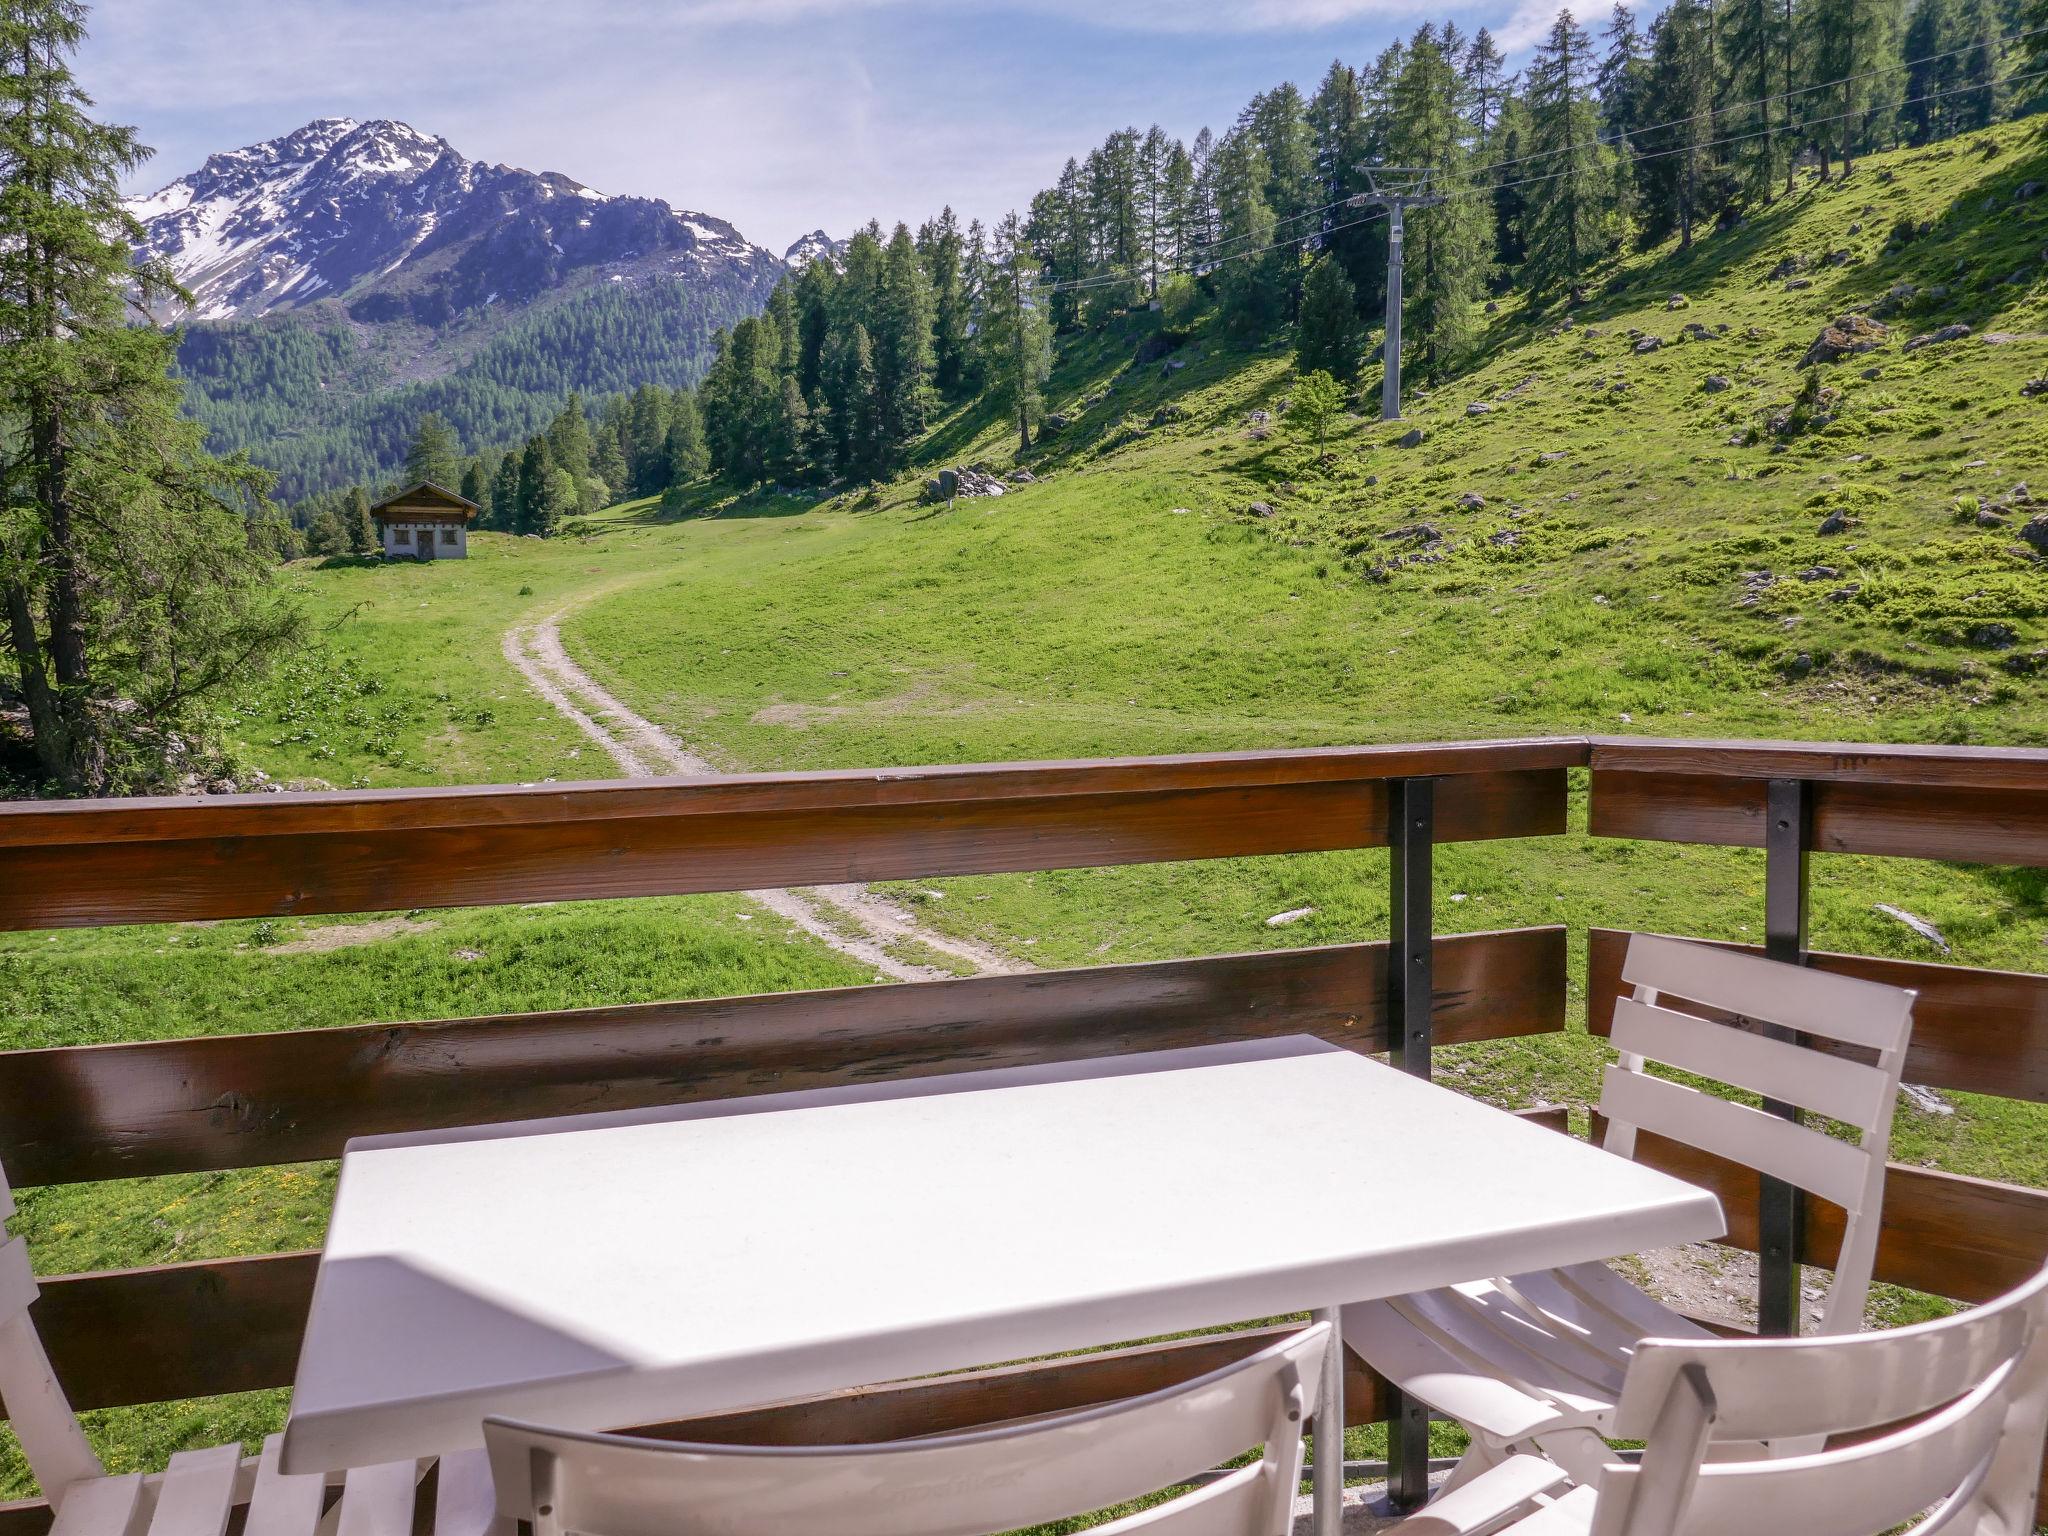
0 736 2042 1528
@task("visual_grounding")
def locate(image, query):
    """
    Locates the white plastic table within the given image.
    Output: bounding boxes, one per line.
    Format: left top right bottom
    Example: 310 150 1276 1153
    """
283 1035 1724 1528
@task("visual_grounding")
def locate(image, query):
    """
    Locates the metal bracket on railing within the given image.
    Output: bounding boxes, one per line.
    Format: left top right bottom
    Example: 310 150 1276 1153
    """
1759 778 1812 1337
1386 777 1436 1511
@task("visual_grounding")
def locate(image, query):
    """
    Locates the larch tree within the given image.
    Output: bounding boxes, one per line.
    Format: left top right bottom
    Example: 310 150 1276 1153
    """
917 207 972 396
976 212 1052 453
1523 10 1620 302
1 0 299 790
1465 28 1513 139
1802 0 1897 173
1211 131 1282 341
1387 28 1494 380
1723 0 1789 200
1642 0 1719 244
1598 4 1649 137
401 412 461 488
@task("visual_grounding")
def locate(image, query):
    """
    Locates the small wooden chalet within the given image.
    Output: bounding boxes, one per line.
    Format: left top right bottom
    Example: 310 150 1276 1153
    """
371 482 479 561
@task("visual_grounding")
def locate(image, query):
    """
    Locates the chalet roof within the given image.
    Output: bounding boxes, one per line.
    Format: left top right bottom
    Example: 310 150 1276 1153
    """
370 481 480 520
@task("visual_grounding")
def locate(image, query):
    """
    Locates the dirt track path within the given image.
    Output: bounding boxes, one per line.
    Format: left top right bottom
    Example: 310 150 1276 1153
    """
503 609 1026 982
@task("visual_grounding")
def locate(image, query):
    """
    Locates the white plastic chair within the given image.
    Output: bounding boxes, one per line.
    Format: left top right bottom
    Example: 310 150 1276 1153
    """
1382 1259 2048 1536
1345 932 1917 1486
480 1322 1331 1536
0 1161 483 1536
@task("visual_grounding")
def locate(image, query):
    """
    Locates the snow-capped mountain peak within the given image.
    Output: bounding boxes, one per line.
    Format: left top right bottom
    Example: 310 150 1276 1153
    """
126 118 781 324
783 229 846 273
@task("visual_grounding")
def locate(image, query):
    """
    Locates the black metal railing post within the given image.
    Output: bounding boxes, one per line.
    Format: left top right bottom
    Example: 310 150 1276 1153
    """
1759 778 1811 1337
1386 777 1435 1508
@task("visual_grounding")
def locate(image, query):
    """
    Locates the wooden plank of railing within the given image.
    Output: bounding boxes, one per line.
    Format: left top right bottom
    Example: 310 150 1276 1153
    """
0 927 1567 1186
1596 1122 2048 1305
25 1107 1574 1418
1587 738 2048 793
29 1252 320 1412
0 754 1574 930
1588 928 2048 1102
1588 767 2048 866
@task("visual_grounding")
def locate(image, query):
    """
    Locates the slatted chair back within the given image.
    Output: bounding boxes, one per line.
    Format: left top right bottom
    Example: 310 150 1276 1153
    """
0 1163 105 1502
1590 1262 2048 1536
1601 933 1916 1334
482 1322 1328 1536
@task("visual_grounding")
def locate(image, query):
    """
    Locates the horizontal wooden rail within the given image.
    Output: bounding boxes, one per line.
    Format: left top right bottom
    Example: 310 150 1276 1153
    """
1588 928 2048 1102
0 928 1566 1185
1587 738 2048 793
1596 1121 2048 1305
0 750 1576 930
1586 737 2048 869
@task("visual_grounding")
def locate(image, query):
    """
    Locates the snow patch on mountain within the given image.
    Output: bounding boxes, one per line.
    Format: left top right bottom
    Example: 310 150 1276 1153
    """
126 117 783 324
784 229 846 272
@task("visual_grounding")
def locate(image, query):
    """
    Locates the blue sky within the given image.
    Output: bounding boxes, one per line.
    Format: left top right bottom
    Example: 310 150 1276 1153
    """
79 0 1574 253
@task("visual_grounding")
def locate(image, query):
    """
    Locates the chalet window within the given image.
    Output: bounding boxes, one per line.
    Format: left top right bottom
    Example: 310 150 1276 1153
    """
393 528 411 545
441 528 457 546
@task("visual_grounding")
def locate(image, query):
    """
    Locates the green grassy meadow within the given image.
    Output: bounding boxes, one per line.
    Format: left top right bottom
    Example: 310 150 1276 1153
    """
4 122 2048 1493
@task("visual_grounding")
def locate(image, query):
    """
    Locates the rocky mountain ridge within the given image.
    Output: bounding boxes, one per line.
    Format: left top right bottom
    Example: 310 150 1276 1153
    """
128 117 782 324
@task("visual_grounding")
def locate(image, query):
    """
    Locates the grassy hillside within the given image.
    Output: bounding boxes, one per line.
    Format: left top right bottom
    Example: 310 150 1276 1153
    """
5 121 2048 1490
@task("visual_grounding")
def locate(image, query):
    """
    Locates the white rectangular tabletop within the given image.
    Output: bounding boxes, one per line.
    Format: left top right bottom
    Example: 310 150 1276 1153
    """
281 1035 1724 1474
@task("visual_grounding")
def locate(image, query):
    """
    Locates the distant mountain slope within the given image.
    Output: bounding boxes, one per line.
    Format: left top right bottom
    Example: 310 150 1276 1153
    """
127 118 786 499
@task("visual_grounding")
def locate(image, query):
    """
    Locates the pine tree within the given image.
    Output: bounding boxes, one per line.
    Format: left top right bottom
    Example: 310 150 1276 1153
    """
1295 256 1369 381
545 394 593 483
515 436 553 535
1643 0 1719 243
1211 131 1282 341
1802 0 1897 173
490 450 520 531
665 390 708 486
1387 29 1495 379
1139 125 1172 295
1160 143 1198 276
1901 0 1958 141
1308 60 1379 318
1597 5 1648 138
1723 0 1788 200
1523 11 1620 302
345 487 377 555
872 224 933 470
1465 28 1514 139
0 0 298 789
976 211 1053 453
402 413 461 487
918 207 972 395
1948 0 2003 133
457 456 486 507
305 508 349 558
1490 92 1536 271
1241 85 1317 312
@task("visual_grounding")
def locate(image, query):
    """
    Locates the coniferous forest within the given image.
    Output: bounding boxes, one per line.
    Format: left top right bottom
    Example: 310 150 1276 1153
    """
276 0 2046 530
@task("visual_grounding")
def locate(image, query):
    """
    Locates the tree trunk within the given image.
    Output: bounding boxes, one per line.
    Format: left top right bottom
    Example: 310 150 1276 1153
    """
4 579 84 791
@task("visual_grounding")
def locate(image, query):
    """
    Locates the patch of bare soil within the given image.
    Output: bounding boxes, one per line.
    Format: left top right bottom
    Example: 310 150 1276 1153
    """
265 916 438 955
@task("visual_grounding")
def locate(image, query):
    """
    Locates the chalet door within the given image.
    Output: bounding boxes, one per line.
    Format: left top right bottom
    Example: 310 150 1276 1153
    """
417 529 434 561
